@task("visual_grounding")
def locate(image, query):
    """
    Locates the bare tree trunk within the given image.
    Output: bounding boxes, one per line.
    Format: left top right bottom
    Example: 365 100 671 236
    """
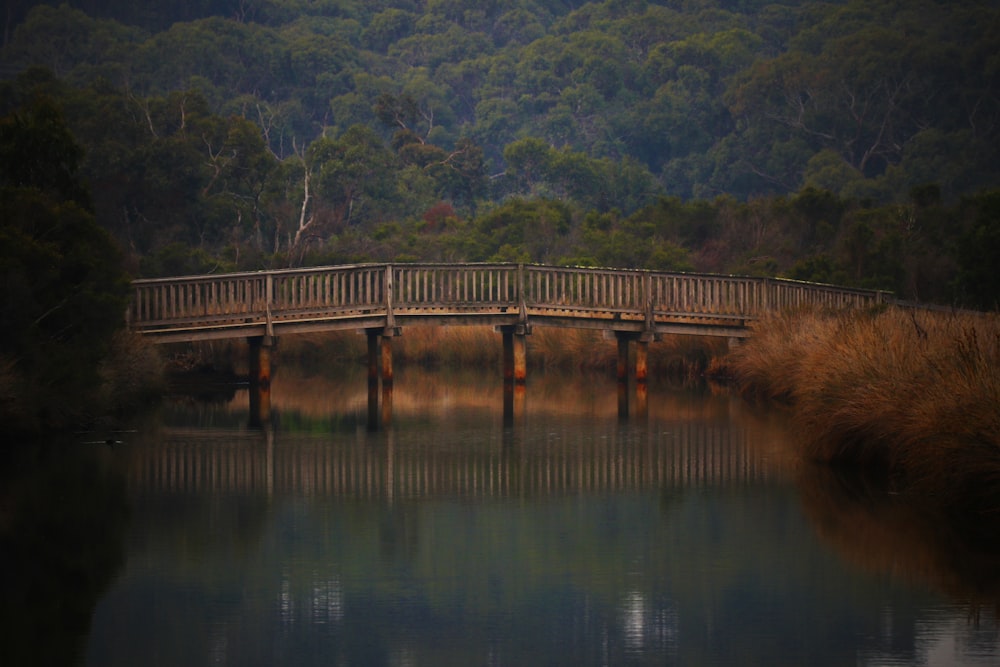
292 164 313 248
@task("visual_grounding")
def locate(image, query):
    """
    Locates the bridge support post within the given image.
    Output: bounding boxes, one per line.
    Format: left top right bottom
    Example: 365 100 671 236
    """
367 330 380 431
500 324 528 427
248 335 276 427
635 338 649 419
366 328 399 431
616 334 628 384
613 331 655 420
381 332 394 389
635 339 648 385
500 325 528 385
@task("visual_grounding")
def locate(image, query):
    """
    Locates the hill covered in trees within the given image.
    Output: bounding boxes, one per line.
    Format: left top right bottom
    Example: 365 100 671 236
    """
2 0 999 307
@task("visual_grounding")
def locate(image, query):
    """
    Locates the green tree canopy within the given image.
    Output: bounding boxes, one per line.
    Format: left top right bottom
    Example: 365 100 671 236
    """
0 96 130 432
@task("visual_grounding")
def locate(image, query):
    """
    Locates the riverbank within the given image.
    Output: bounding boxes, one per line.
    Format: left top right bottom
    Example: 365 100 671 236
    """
0 331 166 440
726 306 1000 522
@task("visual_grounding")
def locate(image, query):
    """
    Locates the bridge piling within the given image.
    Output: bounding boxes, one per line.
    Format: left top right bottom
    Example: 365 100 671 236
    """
366 330 381 431
500 325 528 385
381 331 394 389
248 335 275 427
635 338 648 385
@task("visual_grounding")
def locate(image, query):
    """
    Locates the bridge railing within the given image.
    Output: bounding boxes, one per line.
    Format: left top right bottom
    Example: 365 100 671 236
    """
129 271 270 328
269 264 384 318
128 262 892 336
523 265 645 313
767 279 888 311
129 265 387 330
392 263 519 309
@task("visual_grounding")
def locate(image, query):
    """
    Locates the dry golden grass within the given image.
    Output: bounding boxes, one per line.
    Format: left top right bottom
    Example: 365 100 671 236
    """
271 325 727 376
728 306 1000 516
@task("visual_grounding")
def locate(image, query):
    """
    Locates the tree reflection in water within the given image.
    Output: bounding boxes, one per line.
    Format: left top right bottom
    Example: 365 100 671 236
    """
0 442 129 666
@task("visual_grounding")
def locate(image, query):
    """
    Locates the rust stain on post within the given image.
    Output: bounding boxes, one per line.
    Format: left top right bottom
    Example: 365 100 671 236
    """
635 340 648 384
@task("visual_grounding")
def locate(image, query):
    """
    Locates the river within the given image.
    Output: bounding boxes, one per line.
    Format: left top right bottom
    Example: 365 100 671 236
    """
4 366 997 666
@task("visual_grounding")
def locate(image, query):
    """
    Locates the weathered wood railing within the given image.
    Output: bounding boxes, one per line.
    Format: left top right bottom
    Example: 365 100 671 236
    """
128 263 891 342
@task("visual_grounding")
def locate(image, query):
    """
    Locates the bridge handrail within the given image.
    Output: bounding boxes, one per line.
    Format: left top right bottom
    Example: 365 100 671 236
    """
127 262 893 334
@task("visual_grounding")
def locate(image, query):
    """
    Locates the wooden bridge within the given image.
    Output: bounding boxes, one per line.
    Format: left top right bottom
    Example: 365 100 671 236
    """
128 262 889 343
128 263 890 426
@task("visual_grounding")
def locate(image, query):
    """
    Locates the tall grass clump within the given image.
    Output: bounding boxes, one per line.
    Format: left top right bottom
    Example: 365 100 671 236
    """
729 307 1000 519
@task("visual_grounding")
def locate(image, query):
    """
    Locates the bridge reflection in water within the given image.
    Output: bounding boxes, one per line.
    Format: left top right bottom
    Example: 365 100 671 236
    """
127 420 775 499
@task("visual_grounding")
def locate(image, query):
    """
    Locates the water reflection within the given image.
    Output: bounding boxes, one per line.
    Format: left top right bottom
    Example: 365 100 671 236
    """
796 460 1000 621
0 442 129 666
82 368 1000 666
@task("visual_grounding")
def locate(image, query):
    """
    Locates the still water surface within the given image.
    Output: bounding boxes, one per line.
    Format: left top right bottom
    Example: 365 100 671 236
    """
75 368 998 666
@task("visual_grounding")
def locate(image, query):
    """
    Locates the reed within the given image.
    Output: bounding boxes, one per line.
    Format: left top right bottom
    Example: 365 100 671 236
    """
271 325 726 377
729 306 1000 518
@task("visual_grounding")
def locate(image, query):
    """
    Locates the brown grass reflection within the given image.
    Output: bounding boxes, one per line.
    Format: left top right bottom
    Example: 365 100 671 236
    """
234 364 749 424
795 458 1000 616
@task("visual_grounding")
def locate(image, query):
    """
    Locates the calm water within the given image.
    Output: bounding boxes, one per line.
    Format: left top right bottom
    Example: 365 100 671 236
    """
4 368 998 666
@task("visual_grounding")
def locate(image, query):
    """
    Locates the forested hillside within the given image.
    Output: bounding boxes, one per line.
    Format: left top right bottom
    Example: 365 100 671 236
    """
2 0 999 307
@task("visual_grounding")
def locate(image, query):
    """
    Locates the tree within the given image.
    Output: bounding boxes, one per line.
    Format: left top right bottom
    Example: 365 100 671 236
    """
0 97 130 432
955 190 1000 310
305 125 398 236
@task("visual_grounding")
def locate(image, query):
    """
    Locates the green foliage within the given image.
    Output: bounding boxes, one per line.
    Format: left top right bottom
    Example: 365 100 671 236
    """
6 0 997 203
475 198 574 262
955 191 1000 310
0 97 130 432
1 1 998 311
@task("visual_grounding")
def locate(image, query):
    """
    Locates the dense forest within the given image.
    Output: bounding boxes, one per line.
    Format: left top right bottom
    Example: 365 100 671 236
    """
2 0 999 309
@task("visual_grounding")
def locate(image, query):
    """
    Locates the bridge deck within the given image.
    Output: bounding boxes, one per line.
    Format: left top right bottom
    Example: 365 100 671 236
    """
128 263 891 343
